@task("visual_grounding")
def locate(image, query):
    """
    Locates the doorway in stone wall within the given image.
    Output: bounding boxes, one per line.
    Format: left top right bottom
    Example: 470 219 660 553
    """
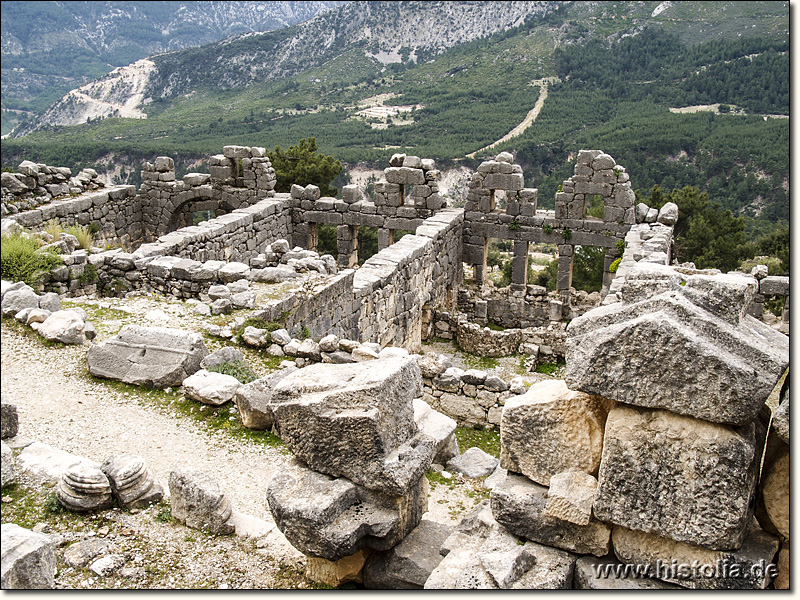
357 226 379 265
317 223 338 259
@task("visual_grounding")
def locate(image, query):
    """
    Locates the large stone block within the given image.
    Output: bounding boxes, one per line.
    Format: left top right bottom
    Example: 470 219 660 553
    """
490 472 611 556
425 500 576 589
271 356 435 495
1 524 56 589
266 458 428 561
363 519 453 589
611 525 780 589
566 264 789 425
594 405 761 550
87 325 208 388
574 556 681 589
500 379 613 486
168 468 234 535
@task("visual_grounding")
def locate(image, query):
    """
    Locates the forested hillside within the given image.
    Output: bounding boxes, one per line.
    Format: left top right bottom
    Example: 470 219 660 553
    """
2 1 788 254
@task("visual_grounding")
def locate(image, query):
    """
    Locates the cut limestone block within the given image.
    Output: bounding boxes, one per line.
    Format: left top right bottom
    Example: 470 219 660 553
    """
500 379 613 486
566 264 789 426
1 401 19 439
425 501 575 589
594 405 761 550
270 356 435 495
234 367 297 430
87 325 209 388
168 468 234 535
760 448 789 540
774 544 789 589
574 556 681 589
545 470 597 526
0 524 57 589
181 369 241 406
363 519 453 589
490 471 611 557
611 524 780 589
266 458 428 562
446 447 499 479
305 549 370 587
413 399 459 465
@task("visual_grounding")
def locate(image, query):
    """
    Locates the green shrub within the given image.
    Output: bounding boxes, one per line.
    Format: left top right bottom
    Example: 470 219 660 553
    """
609 258 622 273
615 239 625 257
1 233 62 286
207 360 258 384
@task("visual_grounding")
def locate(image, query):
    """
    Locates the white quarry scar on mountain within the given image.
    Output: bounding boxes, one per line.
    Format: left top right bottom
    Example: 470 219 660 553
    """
42 59 156 126
466 79 556 159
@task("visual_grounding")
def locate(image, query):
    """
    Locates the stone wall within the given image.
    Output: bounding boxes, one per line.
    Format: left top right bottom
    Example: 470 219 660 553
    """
1 161 107 216
254 208 464 351
462 151 634 316
4 185 139 248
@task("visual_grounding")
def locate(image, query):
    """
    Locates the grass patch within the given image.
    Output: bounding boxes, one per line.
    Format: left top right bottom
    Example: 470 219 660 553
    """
425 469 457 490
485 321 505 332
206 360 258 384
0 484 85 530
535 360 566 377
455 425 501 459
461 353 499 371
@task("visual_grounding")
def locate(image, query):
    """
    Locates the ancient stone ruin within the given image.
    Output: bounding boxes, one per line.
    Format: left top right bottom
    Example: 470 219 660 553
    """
0 145 790 589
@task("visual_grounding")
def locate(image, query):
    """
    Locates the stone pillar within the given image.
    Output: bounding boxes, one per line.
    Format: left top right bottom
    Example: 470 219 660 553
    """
308 222 319 253
475 238 489 287
556 245 573 309
782 294 789 324
293 222 310 250
337 225 358 269
511 241 529 286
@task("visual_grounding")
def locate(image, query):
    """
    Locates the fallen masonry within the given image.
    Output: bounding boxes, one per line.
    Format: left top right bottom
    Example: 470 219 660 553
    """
0 146 790 589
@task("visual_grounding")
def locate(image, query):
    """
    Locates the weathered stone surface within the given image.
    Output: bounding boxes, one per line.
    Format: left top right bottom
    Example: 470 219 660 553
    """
545 470 597 526
1 441 16 487
500 379 613 486
1 284 39 317
446 447 499 479
101 454 164 509
490 472 611 556
199 346 244 370
774 544 789 589
56 460 114 512
760 448 789 540
1 401 19 439
37 310 87 345
63 539 111 569
363 520 453 589
656 201 678 225
266 458 428 561
772 391 789 444
566 264 789 426
595 405 761 550
181 369 241 406
425 501 576 589
168 468 234 535
413 399 458 465
305 549 369 587
573 556 681 589
1 524 57 589
87 326 208 388
611 524 780 589
271 356 435 495
234 368 296 430
16 442 82 483
416 352 451 379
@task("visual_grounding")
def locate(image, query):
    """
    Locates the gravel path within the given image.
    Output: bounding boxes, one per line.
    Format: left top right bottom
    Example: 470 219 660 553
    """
1 294 482 588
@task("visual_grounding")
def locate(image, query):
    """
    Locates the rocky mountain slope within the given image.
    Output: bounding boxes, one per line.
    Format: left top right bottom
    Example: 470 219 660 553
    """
13 1 560 135
1 1 345 133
